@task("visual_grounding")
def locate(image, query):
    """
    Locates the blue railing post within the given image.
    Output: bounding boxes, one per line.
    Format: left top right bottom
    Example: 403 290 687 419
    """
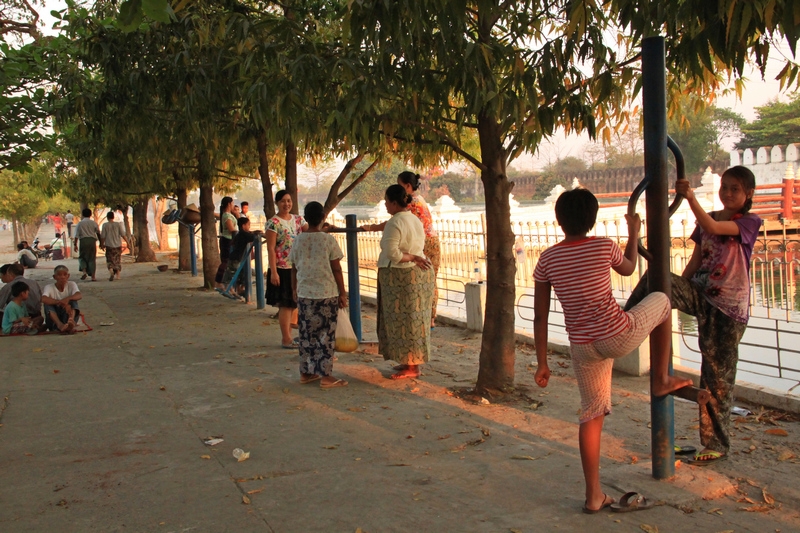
243 245 252 303
345 214 362 342
253 236 265 309
189 224 198 277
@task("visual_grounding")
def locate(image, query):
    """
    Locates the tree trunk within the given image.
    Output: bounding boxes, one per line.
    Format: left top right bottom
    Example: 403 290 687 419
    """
12 216 19 245
133 197 157 262
474 113 517 396
199 184 220 288
285 139 298 214
154 197 171 250
176 186 191 271
121 203 133 254
258 131 275 219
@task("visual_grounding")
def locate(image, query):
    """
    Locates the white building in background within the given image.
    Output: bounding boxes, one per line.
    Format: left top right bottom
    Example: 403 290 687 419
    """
731 143 799 185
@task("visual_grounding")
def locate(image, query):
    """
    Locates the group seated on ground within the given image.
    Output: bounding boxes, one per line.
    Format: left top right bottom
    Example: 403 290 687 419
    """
0 264 84 335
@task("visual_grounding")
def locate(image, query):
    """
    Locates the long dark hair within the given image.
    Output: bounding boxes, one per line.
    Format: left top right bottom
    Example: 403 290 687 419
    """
385 184 412 208
398 171 421 191
722 165 756 215
219 196 233 233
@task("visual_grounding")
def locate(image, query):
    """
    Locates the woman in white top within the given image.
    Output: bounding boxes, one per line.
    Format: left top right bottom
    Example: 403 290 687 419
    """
289 202 348 388
214 197 237 289
376 185 434 379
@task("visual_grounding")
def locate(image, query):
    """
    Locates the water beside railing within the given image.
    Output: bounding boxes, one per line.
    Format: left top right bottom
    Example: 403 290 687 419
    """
313 213 800 396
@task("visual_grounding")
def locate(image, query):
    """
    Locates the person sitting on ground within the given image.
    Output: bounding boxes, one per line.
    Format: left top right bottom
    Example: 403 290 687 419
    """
100 211 126 281
533 188 693 514
222 217 262 296
1 282 46 335
50 233 65 260
290 202 349 389
17 242 38 269
0 263 43 322
41 265 82 334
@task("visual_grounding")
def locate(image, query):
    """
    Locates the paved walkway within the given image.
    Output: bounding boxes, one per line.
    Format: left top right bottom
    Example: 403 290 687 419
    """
1 226 799 532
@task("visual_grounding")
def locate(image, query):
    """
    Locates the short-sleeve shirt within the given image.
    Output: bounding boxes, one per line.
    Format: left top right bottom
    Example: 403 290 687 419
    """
533 237 630 344
408 196 437 238
220 212 237 239
2 300 28 334
289 232 344 299
101 221 126 248
74 218 100 240
65 213 74 224
43 281 80 302
266 215 305 269
18 248 39 261
689 212 761 323
0 276 42 315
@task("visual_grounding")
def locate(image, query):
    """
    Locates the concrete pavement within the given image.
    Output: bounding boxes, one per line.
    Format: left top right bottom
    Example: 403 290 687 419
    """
1 228 799 532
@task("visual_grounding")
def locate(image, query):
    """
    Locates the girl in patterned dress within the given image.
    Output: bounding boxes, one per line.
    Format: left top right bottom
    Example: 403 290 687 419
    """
625 166 760 466
266 190 307 348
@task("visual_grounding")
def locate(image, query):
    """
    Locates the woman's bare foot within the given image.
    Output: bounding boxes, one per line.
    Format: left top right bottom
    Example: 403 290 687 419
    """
652 375 693 398
59 320 75 334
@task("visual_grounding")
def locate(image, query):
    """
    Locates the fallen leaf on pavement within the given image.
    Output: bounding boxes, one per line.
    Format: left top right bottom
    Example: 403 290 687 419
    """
242 495 250 505
777 450 795 461
639 525 658 533
762 488 775 505
200 455 210 460
226 393 236 398
511 455 541 461
247 488 264 495
742 505 772 512
764 428 788 436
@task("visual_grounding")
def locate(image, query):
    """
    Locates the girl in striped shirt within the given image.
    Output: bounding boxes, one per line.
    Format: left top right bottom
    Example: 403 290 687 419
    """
533 188 691 513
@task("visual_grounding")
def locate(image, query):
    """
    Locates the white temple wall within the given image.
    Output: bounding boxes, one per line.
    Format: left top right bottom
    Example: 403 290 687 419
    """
731 143 799 185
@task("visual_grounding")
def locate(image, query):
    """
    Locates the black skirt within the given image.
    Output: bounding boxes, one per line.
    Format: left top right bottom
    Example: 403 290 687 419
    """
266 267 296 308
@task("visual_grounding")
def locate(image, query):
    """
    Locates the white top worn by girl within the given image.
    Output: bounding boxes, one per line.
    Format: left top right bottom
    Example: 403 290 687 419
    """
377 211 426 268
289 233 344 300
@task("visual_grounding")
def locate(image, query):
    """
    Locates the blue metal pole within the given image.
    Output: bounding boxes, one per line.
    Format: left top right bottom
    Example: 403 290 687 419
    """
189 224 198 277
643 36 675 480
243 245 252 303
253 236 265 309
345 214 362 342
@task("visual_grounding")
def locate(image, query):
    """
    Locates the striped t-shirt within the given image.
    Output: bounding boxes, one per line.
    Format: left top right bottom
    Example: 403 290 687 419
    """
533 237 630 344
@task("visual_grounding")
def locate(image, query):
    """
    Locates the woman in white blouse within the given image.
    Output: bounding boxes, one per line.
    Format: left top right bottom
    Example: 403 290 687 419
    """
375 185 434 379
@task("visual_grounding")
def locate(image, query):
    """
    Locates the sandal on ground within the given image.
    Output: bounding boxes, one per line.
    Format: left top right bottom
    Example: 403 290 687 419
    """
687 450 727 466
300 374 321 384
582 493 615 514
674 445 697 456
389 370 420 380
320 378 348 389
80 273 88 280
281 342 298 349
392 364 409 371
610 492 654 513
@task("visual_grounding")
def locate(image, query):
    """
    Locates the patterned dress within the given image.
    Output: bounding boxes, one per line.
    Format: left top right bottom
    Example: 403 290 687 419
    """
408 196 441 320
266 214 306 308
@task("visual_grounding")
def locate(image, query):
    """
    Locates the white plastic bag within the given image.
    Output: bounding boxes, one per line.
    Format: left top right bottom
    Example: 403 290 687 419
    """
335 308 358 352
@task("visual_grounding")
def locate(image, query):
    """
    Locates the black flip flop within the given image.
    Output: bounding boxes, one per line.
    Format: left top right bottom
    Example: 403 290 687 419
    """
674 445 697 456
610 492 654 513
